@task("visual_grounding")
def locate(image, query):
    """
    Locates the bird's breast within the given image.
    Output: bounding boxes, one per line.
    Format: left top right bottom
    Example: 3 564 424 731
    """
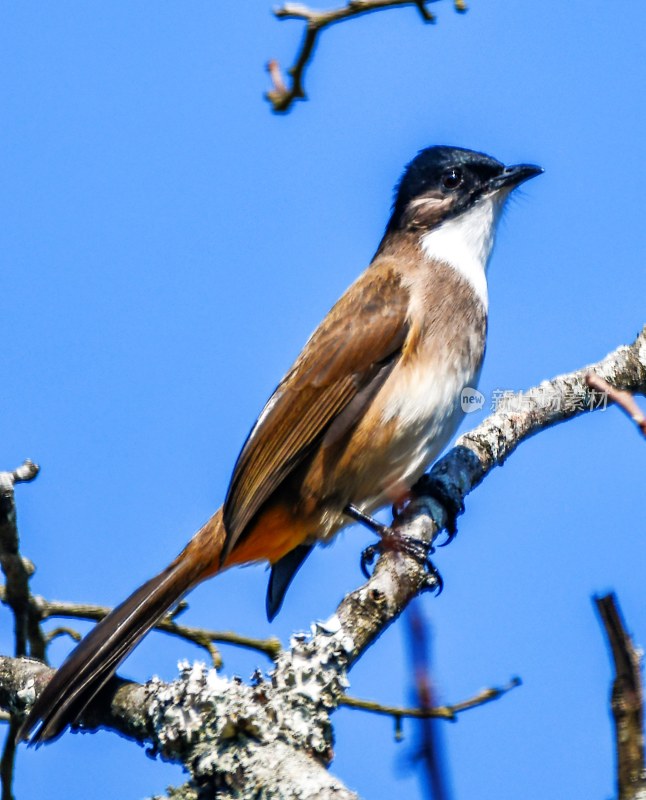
373 337 482 490
311 316 486 540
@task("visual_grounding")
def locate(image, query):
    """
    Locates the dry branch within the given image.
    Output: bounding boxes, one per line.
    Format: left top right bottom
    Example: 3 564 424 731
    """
0 460 43 661
404 603 449 799
0 460 42 800
0 588 283 669
33 596 282 666
586 372 646 437
595 593 646 800
266 0 466 112
338 676 520 721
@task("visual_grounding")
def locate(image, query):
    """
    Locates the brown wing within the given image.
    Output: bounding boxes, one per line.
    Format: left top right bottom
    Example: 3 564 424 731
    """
222 265 410 558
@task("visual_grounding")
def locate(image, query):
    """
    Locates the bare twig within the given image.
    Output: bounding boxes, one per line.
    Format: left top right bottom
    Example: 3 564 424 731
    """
0 460 43 660
405 602 450 800
338 677 521 722
33 596 282 666
595 593 646 800
586 372 646 437
0 585 282 666
43 626 82 646
267 0 466 112
0 460 42 800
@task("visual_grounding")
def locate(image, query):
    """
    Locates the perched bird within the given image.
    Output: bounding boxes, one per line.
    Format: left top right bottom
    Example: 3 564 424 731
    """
19 145 542 744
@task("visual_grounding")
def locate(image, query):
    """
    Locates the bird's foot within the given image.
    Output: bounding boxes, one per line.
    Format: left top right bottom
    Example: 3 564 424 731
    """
412 473 465 545
344 504 443 594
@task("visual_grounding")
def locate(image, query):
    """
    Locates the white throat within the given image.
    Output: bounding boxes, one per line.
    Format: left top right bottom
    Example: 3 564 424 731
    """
420 196 500 309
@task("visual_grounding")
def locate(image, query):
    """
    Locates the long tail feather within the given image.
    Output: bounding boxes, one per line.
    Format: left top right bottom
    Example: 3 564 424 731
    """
18 516 223 745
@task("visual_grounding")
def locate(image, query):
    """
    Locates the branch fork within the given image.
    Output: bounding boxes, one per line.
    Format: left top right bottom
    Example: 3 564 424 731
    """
266 0 467 113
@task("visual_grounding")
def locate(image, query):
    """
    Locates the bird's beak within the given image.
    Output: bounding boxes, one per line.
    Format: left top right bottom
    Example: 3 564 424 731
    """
490 163 544 192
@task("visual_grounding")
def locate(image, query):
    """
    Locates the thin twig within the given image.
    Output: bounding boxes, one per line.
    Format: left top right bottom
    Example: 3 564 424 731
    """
594 593 646 800
33 597 283 666
586 372 646 437
0 723 17 800
405 602 450 800
0 460 42 800
338 677 521 722
267 0 466 113
0 460 43 660
44 626 82 645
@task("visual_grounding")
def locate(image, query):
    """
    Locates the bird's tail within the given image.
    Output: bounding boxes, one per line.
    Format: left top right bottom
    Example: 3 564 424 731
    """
17 512 225 745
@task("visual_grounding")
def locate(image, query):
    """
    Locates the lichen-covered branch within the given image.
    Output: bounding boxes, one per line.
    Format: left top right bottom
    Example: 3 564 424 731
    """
595 593 646 800
266 0 466 113
0 327 644 797
0 655 358 799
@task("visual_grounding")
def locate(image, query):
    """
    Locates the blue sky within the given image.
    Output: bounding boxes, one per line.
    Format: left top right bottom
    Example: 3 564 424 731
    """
1 2 645 798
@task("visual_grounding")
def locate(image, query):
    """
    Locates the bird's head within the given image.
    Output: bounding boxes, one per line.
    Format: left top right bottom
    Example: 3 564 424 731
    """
387 145 543 234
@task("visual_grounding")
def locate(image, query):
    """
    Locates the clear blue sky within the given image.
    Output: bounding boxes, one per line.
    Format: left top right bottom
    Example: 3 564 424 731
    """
1 2 645 798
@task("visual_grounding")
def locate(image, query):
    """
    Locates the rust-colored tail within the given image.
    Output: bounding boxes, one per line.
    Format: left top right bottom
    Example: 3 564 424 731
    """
18 514 224 745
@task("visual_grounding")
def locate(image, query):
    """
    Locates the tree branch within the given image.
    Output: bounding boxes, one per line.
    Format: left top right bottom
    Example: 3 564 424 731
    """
35 596 283 667
595 593 646 800
586 372 646 437
266 0 466 113
0 460 42 800
0 656 359 799
0 588 283 669
0 460 43 661
338 676 521 721
416 325 646 539
0 327 644 796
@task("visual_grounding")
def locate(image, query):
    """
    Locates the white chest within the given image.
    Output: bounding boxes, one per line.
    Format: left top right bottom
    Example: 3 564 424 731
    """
376 346 482 494
420 197 499 310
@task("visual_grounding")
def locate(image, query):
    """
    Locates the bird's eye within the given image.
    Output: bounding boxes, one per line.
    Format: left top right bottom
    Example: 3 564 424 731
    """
441 168 463 190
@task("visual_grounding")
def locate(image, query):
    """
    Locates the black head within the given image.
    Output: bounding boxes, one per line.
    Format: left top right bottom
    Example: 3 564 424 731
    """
386 145 542 234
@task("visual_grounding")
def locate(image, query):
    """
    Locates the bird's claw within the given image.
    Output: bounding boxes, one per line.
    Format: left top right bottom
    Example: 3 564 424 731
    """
423 556 443 595
347 503 444 593
360 542 380 579
359 529 443 595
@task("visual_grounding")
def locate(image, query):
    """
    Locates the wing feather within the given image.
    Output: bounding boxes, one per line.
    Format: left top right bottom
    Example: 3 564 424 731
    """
222 265 409 557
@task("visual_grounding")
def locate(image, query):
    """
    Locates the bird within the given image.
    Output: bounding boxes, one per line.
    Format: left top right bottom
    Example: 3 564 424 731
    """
18 145 542 744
